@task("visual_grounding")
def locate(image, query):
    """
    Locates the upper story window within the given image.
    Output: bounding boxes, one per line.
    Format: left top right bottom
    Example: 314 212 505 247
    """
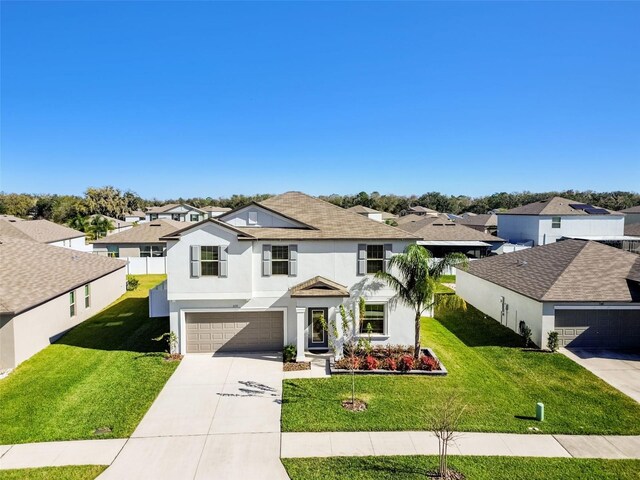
359 304 385 335
84 284 91 308
271 246 289 275
190 245 228 278
552 216 561 228
70 291 76 317
262 244 297 277
172 213 181 221
248 211 258 225
190 214 200 222
140 245 164 257
149 213 158 220
366 245 384 273
107 246 119 258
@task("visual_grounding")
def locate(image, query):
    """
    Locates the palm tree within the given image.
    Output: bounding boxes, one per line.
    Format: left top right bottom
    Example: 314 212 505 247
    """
87 215 114 240
376 244 468 359
68 214 88 232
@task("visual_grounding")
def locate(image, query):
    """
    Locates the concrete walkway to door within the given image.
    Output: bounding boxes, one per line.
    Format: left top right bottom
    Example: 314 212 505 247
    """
97 353 289 480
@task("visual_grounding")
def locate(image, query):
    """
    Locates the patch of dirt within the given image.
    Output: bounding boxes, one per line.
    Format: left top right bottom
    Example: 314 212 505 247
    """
426 469 466 480
283 362 311 372
164 353 184 362
342 399 368 412
94 426 112 436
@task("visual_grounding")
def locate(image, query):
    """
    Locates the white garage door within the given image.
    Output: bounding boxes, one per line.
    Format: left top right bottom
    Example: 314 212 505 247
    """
185 311 284 353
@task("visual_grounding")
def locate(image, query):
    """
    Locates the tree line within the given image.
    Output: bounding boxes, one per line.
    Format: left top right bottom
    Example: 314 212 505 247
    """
0 186 638 225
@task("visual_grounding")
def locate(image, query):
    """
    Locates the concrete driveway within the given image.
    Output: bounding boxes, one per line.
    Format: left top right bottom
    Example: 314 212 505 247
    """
562 348 640 403
98 353 289 480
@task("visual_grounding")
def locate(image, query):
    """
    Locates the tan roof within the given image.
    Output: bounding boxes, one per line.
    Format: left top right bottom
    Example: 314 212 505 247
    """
0 215 25 222
500 197 621 216
125 210 146 218
93 219 183 245
201 206 231 213
347 205 379 214
254 192 419 240
458 214 497 228
146 203 204 214
621 205 640 214
395 214 426 226
0 236 126 314
409 206 439 214
625 224 640 237
290 276 350 297
396 216 502 242
0 218 85 243
464 239 640 302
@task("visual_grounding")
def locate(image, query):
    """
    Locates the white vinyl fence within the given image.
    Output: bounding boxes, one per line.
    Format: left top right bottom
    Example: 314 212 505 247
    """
149 280 169 318
124 256 167 274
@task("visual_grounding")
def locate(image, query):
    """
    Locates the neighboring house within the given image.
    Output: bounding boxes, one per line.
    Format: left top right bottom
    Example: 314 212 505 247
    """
497 197 630 250
0 236 126 369
457 213 498 236
626 224 640 237
93 219 183 258
124 210 146 223
621 205 640 226
0 217 90 252
395 213 427 226
201 206 231 218
457 239 640 350
347 205 396 223
403 205 439 217
395 215 504 259
88 214 134 235
145 204 207 222
155 192 419 361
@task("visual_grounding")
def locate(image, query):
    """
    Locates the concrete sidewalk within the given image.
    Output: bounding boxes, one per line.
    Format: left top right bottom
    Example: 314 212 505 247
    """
281 432 640 459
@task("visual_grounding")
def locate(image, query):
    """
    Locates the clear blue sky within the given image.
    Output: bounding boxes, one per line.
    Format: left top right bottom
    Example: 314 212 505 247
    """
1 1 639 199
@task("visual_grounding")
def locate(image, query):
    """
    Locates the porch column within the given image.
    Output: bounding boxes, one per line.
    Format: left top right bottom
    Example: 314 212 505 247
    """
295 307 306 362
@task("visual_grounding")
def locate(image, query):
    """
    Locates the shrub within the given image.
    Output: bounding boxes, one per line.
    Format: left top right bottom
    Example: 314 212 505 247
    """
283 344 297 363
547 331 559 352
398 354 414 372
519 321 532 347
126 275 139 291
364 355 378 370
385 357 398 371
420 355 440 371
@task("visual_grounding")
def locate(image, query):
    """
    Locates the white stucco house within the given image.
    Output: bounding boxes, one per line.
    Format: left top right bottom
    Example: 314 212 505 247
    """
145 204 208 223
0 217 91 252
153 192 420 361
0 236 126 369
457 239 640 350
497 197 627 247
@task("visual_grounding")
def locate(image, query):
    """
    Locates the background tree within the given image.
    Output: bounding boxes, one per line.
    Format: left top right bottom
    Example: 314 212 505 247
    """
376 244 468 359
84 186 129 218
87 215 114 240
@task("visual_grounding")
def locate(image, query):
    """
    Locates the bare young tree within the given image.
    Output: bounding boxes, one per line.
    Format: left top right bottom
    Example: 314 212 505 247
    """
428 395 466 479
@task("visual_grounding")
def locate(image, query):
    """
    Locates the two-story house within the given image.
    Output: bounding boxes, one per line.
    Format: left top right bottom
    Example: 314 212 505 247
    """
145 204 207 223
156 192 419 361
497 197 627 248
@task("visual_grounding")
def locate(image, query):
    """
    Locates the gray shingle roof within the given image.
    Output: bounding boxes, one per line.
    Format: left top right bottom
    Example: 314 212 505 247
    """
621 205 640 214
625 224 640 237
0 236 126 314
457 214 497 227
464 239 640 302
201 206 231 213
396 216 503 242
500 197 621 216
0 219 85 243
93 219 183 245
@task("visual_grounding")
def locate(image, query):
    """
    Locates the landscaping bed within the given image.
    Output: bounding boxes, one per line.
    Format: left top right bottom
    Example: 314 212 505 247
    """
330 346 446 376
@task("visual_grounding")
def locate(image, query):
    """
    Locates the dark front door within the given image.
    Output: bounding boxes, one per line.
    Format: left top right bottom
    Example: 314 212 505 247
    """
308 308 329 349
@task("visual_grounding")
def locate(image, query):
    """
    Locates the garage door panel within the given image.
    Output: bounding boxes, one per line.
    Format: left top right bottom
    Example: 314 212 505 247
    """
185 311 284 353
555 309 640 349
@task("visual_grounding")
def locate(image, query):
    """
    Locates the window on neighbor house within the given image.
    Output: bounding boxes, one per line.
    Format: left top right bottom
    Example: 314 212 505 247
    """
149 213 158 220
360 304 385 334
140 245 164 257
366 245 384 274
107 246 119 258
84 284 91 308
172 213 181 221
552 217 561 228
70 291 76 317
201 246 219 276
271 245 289 275
190 214 200 222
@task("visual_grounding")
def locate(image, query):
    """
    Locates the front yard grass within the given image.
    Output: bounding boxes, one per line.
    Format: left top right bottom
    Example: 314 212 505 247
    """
0 275 178 445
281 305 640 434
0 466 106 480
282 456 640 480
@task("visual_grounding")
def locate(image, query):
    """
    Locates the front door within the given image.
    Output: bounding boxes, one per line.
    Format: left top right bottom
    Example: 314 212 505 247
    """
308 308 329 349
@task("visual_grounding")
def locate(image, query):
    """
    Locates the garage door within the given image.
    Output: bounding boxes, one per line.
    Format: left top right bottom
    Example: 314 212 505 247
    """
185 311 284 353
555 309 640 349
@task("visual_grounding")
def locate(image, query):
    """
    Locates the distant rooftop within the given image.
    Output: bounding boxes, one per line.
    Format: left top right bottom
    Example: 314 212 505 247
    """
0 218 85 243
500 197 621 216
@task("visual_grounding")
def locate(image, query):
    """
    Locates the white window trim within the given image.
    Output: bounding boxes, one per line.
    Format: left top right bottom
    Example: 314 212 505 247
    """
365 244 384 275
551 216 561 228
84 284 91 309
358 302 388 337
271 245 289 275
200 245 220 276
70 291 76 317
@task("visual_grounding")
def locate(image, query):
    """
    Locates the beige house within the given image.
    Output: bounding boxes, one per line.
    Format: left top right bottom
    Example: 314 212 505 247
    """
0 217 89 251
92 219 183 258
0 236 126 370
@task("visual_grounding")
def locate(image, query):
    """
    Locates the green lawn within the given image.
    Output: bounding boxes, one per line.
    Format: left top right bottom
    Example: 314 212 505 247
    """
0 275 178 445
281 305 640 434
282 456 640 480
0 466 106 480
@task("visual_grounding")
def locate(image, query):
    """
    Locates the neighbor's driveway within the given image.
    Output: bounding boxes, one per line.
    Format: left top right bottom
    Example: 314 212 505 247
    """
98 353 289 480
562 348 640 403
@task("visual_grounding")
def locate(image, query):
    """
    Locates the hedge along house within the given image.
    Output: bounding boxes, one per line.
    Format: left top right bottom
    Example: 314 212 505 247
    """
0 236 126 370
456 239 640 350
155 192 420 361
